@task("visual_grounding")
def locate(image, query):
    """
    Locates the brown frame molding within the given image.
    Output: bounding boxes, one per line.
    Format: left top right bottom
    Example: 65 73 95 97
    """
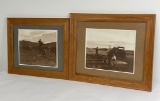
69 13 155 91
8 18 69 79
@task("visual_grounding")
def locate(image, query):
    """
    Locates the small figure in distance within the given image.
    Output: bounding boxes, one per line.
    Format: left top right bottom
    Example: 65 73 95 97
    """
96 46 99 56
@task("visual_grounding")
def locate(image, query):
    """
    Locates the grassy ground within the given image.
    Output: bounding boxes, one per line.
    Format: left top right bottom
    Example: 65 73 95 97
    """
20 48 56 67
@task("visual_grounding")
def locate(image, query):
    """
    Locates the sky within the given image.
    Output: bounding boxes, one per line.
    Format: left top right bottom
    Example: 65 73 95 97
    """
86 28 136 50
18 29 57 43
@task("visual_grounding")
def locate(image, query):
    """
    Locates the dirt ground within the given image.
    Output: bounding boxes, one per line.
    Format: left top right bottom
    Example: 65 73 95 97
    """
86 48 134 73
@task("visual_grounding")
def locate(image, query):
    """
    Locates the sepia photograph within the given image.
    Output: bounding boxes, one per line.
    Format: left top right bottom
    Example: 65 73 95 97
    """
18 29 58 68
85 28 136 73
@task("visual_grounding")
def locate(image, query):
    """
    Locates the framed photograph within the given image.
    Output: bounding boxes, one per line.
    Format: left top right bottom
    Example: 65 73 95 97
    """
8 18 69 79
69 13 155 91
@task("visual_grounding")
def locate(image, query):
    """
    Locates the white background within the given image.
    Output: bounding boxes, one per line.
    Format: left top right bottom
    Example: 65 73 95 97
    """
0 0 160 99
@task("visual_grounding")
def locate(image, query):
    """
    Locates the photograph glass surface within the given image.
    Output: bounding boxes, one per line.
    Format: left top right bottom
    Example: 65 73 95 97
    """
18 29 58 68
85 28 136 73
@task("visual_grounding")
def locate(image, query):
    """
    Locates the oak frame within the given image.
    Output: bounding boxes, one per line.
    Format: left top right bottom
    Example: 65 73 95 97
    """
8 18 69 79
69 13 155 91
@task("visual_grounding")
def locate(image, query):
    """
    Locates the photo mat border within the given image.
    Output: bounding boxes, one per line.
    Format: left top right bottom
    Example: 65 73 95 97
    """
75 21 145 82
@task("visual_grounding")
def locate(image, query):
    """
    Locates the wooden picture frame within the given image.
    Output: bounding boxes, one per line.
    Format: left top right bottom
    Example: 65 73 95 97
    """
69 13 155 91
8 18 69 79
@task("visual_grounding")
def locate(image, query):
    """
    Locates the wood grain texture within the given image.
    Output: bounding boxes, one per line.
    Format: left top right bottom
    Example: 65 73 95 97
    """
69 13 155 91
8 18 70 79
